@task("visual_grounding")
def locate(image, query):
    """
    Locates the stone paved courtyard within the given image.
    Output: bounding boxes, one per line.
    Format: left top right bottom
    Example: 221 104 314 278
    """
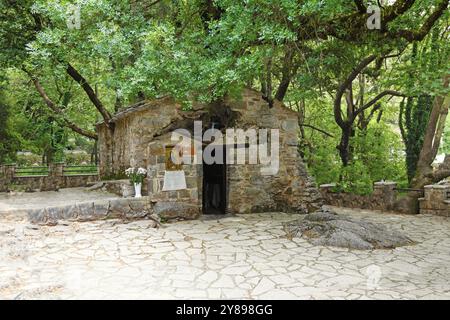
1 206 450 300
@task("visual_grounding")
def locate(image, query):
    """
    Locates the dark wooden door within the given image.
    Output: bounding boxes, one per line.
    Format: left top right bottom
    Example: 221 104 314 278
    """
202 147 227 215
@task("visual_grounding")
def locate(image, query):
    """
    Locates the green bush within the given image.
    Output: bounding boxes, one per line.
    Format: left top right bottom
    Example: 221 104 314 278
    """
16 153 42 166
63 151 92 165
336 161 373 195
304 120 407 196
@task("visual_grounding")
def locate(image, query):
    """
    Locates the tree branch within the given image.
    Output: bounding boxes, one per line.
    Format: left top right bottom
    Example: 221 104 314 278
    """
387 0 449 42
300 124 335 138
297 0 416 42
245 0 445 45
333 55 377 127
275 48 297 101
419 76 450 166
430 169 450 183
412 76 450 188
356 90 406 116
383 0 416 24
354 0 366 13
398 98 408 146
431 96 450 159
365 102 382 124
66 63 112 126
23 68 98 140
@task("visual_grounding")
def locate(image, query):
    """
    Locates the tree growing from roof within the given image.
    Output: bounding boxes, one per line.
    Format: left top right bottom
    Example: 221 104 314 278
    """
0 0 449 180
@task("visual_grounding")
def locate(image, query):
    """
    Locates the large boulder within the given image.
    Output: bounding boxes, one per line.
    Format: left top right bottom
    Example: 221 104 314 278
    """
284 208 414 250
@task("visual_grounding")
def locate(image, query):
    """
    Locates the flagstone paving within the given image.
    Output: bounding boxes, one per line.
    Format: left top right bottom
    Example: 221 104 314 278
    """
1 207 450 300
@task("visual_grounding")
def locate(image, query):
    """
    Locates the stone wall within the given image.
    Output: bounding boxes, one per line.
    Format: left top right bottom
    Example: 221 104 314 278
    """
419 184 450 217
27 197 156 225
319 181 450 215
319 181 398 212
96 97 182 177
146 138 202 220
224 90 322 213
97 88 323 216
0 164 98 192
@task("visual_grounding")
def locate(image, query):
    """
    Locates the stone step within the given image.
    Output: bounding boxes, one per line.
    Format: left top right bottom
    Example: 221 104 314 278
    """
0 195 155 225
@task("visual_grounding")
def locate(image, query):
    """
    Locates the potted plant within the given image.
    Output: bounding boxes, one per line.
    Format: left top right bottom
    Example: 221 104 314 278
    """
125 167 147 198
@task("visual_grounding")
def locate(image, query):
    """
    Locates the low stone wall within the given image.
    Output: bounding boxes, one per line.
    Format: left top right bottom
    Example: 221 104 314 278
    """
0 163 99 192
320 181 450 216
319 181 398 212
27 197 157 225
419 184 450 217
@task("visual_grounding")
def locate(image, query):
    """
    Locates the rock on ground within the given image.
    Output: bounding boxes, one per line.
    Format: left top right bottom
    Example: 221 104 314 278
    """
284 208 415 250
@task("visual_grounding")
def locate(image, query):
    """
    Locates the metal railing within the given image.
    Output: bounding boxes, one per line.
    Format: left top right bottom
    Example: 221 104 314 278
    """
63 165 99 176
0 163 99 192
0 164 99 178
394 187 425 198
14 166 49 177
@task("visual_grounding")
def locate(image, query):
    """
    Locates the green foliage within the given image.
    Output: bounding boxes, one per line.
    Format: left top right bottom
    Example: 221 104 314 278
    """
397 32 447 184
440 117 450 155
300 97 407 195
5 183 27 193
63 151 92 166
352 123 407 184
336 161 374 196
304 142 341 186
400 95 433 183
125 167 147 184
0 0 448 196
0 96 18 163
15 153 42 166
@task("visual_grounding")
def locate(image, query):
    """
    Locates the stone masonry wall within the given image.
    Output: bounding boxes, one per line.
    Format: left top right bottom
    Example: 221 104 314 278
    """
419 184 450 217
146 138 202 220
0 164 98 192
97 88 323 216
27 197 156 225
319 182 398 212
321 181 450 216
96 97 182 177
224 89 322 213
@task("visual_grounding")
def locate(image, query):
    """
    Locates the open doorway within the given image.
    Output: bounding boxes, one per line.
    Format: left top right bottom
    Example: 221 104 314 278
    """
202 145 227 215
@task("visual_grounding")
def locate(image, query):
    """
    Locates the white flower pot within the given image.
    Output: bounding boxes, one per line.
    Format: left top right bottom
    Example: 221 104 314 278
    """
134 182 142 198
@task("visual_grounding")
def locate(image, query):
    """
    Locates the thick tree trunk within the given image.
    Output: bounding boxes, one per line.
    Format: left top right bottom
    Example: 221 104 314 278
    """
396 76 450 214
337 124 352 166
412 76 450 188
66 63 113 129
275 47 298 102
333 52 406 167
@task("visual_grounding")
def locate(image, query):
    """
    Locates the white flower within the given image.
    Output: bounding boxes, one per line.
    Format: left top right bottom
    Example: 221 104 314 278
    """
125 167 134 176
137 167 147 176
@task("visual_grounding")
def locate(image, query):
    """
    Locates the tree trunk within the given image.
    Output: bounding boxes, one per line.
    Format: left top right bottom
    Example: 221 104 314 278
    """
396 76 450 214
412 76 450 188
337 124 352 166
